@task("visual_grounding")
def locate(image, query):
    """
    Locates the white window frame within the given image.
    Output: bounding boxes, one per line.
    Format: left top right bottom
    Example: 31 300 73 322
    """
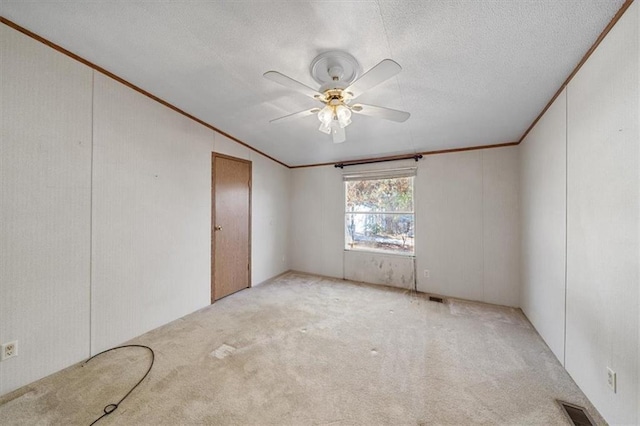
343 167 416 257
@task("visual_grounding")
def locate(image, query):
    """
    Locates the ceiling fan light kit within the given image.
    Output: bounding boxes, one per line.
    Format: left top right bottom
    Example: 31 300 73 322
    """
264 50 410 144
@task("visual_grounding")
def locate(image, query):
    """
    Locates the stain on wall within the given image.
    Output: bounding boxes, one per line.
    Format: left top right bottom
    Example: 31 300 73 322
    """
343 251 415 290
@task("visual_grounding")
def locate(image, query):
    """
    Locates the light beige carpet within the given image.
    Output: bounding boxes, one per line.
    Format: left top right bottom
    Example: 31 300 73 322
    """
0 272 603 425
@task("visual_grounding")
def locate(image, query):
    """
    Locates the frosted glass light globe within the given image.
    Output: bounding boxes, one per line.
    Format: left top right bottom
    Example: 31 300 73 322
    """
317 105 333 124
335 105 352 128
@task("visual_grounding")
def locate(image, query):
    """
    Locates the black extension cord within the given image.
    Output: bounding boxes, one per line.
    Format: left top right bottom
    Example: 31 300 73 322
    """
83 344 155 425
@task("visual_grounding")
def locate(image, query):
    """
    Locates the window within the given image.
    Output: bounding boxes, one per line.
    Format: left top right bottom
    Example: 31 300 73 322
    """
344 168 415 255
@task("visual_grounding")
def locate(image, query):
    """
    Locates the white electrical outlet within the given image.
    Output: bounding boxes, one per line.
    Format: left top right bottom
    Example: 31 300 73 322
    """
423 269 430 278
1 341 18 361
607 367 616 393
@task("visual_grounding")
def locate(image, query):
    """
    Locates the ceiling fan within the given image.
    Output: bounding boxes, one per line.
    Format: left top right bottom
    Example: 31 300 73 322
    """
264 51 410 144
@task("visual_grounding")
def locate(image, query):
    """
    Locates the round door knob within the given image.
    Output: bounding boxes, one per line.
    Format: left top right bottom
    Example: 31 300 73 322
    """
214 225 223 231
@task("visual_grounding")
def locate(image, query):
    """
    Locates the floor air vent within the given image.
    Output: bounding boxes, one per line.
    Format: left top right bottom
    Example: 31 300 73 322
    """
428 296 445 303
557 400 595 426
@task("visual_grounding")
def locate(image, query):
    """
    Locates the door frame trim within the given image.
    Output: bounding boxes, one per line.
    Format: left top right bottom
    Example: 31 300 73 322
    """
211 152 252 303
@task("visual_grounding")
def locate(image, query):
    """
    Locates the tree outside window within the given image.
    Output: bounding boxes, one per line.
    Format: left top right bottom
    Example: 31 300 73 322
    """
345 176 414 255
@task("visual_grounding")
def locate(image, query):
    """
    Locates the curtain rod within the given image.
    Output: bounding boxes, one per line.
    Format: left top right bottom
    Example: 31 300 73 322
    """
334 154 423 169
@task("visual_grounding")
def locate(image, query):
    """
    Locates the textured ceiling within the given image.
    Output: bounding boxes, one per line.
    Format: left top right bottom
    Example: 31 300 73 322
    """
0 1 626 166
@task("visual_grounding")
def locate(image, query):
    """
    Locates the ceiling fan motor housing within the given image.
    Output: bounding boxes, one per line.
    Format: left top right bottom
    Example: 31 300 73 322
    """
310 51 362 88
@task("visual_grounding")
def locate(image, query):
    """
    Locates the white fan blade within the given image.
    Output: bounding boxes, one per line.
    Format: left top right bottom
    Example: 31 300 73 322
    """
351 103 410 122
270 108 320 124
332 125 346 144
344 59 402 99
264 71 323 99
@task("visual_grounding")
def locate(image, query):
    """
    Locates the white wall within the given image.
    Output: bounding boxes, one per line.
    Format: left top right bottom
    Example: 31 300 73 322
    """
565 2 638 422
0 24 93 396
520 3 639 423
91 74 214 353
91 77 292 353
482 147 521 305
415 148 520 306
290 147 520 307
290 166 344 278
520 89 567 363
416 151 484 300
0 24 291 396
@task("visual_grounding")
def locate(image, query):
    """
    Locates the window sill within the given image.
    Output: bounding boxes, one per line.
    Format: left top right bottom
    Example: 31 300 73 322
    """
344 249 415 258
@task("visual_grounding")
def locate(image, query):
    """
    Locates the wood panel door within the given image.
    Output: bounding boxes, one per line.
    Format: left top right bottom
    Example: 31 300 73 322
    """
212 153 251 302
